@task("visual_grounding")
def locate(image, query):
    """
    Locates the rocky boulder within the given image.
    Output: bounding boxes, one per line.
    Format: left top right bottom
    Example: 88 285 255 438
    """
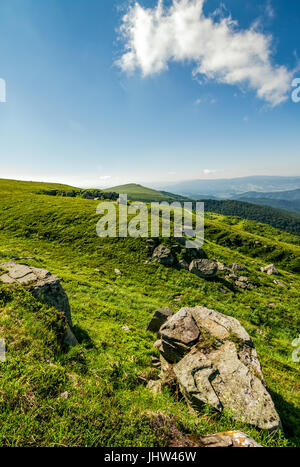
146 238 159 256
261 264 279 275
152 245 175 266
159 308 200 363
0 262 77 346
189 259 218 279
155 306 281 431
199 431 262 448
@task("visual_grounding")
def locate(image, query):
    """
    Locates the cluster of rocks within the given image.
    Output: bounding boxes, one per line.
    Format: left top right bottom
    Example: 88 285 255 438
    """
260 264 279 275
147 239 219 280
147 240 270 291
147 306 281 432
42 189 119 201
0 262 77 346
217 263 257 290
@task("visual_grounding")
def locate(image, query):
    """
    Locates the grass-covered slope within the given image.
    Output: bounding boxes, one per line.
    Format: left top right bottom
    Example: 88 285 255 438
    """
0 179 299 447
196 199 300 235
237 197 300 215
104 183 187 202
0 178 78 194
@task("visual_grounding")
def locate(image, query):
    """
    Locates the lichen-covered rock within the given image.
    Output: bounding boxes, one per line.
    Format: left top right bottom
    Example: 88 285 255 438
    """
152 245 175 266
159 308 200 363
146 238 159 256
189 259 218 279
261 264 279 275
216 261 230 271
147 380 162 395
155 306 281 431
273 279 287 287
199 431 262 447
0 262 77 346
147 307 173 334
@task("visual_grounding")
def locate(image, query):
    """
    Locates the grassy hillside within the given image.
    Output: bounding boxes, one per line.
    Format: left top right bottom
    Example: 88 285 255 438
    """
237 197 300 215
104 183 187 202
196 199 300 236
0 179 299 447
0 178 78 194
234 189 300 215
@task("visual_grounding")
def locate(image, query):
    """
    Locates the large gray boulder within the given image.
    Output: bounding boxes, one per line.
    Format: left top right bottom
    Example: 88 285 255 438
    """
159 308 200 363
156 306 281 431
0 262 77 346
152 245 175 266
189 259 218 279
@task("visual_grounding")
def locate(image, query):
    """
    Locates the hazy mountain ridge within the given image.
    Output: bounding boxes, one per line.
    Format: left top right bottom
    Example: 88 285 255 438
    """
233 189 300 215
154 176 300 199
235 188 300 201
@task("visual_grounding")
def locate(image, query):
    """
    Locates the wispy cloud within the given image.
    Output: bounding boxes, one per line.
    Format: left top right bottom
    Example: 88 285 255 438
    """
203 169 216 175
265 0 275 19
194 95 217 105
117 0 293 106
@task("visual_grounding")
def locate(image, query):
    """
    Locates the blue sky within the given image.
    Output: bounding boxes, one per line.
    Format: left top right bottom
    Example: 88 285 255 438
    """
0 0 299 188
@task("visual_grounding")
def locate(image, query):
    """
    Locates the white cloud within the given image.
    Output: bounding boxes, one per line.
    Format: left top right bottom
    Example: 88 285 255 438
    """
117 0 293 106
203 169 216 175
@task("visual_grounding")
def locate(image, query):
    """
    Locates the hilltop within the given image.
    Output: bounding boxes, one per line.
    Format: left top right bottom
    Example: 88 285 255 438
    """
104 183 188 202
0 179 299 447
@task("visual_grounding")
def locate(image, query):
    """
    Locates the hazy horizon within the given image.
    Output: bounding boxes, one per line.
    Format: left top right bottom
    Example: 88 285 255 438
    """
1 173 300 191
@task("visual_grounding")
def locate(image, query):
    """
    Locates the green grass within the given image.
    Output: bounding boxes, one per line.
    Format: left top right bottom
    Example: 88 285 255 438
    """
104 183 187 202
0 179 299 447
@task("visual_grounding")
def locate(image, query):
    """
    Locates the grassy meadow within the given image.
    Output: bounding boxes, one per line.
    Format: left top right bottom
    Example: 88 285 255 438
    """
0 179 299 447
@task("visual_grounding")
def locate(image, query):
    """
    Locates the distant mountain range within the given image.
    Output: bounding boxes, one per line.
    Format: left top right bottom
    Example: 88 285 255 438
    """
154 176 300 200
233 189 300 214
236 188 300 201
